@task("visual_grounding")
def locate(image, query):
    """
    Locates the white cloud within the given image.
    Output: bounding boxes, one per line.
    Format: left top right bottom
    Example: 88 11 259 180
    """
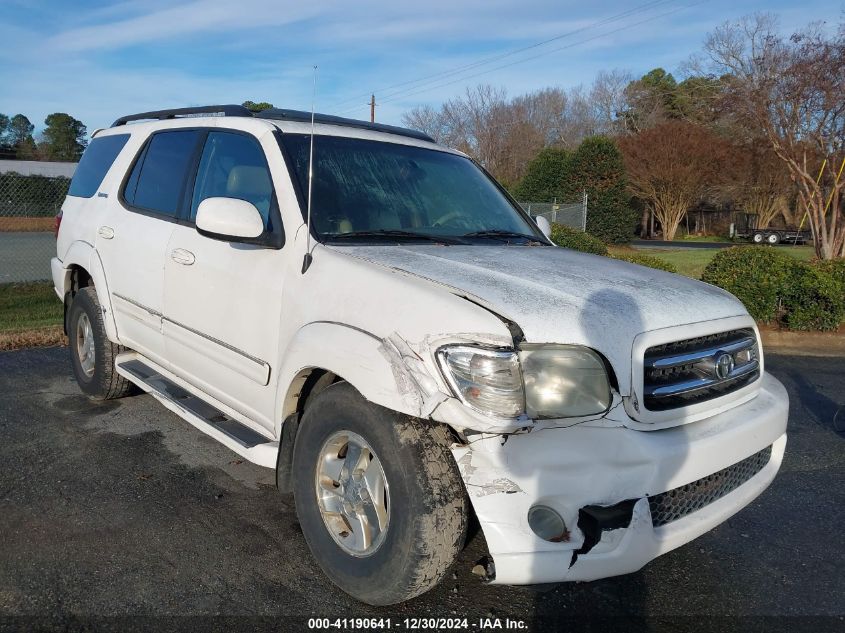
46 0 320 52
3 0 840 134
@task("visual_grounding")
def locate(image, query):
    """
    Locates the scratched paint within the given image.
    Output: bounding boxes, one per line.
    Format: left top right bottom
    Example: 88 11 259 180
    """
329 244 747 397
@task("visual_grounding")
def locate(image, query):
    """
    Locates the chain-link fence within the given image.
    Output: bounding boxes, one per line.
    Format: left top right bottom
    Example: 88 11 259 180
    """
518 194 588 232
1 163 73 284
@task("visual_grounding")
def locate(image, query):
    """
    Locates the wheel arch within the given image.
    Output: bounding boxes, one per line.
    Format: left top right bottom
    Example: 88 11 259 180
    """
274 321 420 439
60 241 119 342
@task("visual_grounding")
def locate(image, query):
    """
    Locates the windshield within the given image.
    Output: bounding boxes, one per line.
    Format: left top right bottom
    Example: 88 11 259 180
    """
278 134 543 243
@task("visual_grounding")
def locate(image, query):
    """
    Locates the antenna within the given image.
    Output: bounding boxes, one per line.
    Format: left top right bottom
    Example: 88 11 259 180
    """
302 65 318 274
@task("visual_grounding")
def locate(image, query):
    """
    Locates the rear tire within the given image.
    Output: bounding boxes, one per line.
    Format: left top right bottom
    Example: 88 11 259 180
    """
67 286 134 400
752 232 764 244
291 382 468 605
766 233 780 245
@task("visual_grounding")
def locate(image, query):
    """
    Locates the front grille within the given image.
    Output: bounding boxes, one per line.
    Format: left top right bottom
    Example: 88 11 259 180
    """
648 445 772 527
643 328 760 411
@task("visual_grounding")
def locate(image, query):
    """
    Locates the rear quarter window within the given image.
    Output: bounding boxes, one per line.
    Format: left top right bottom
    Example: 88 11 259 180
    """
68 134 130 198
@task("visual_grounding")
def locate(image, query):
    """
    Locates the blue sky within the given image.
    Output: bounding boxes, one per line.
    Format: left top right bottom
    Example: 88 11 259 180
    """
1 0 841 136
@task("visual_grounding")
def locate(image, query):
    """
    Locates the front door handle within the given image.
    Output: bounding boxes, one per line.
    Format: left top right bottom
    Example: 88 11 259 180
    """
98 226 114 240
170 248 195 266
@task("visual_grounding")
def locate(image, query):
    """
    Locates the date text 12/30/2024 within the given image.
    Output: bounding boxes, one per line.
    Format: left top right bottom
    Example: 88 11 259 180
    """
307 618 528 630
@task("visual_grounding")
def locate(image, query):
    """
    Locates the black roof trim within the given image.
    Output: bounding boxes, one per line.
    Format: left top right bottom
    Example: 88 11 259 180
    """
111 104 253 127
254 109 435 143
110 104 435 143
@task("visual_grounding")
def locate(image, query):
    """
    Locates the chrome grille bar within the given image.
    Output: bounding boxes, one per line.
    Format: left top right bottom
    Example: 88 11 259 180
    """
645 336 756 370
642 328 761 411
644 360 759 398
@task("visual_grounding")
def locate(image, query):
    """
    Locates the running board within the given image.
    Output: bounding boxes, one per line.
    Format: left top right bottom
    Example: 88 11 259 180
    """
115 353 278 468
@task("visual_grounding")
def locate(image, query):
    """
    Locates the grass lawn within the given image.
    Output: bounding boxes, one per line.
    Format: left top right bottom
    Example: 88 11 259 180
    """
674 235 732 243
0 282 63 333
609 245 817 279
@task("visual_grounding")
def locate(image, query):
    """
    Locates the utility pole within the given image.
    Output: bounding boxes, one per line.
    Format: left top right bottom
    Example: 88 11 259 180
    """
370 94 376 123
582 190 588 232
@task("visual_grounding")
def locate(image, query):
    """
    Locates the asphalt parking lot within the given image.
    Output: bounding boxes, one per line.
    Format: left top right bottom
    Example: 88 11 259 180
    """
0 232 53 283
0 347 843 631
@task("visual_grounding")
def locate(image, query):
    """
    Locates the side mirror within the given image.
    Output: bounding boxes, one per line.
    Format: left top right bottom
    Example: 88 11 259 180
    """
196 197 264 242
535 215 552 239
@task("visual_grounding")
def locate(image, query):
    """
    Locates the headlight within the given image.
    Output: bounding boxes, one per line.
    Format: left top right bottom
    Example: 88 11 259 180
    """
436 344 612 420
436 346 524 418
519 345 610 418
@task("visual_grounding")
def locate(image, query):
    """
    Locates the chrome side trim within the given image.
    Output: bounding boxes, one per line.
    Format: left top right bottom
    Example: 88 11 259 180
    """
112 292 161 317
112 293 269 370
162 315 269 369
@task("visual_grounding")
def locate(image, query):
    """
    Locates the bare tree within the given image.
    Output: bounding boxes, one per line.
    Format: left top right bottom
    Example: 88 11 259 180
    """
402 105 446 142
619 121 730 241
401 75 631 185
705 14 845 259
590 69 633 135
510 87 564 145
731 140 794 229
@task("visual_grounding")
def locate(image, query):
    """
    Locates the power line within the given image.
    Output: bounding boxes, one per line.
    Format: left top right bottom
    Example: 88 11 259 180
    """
364 0 709 112
329 0 679 110
335 1 706 117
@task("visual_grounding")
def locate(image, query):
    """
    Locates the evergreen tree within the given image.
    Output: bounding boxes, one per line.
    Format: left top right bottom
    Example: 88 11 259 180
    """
8 114 36 158
571 136 637 243
242 101 274 112
513 138 635 242
41 113 87 161
511 148 572 202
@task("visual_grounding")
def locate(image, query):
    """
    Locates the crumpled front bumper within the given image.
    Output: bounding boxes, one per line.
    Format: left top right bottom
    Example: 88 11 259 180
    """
451 372 789 585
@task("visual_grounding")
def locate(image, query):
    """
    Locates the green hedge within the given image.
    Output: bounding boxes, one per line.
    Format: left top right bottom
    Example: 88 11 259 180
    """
549 224 608 255
783 264 844 330
0 172 71 217
814 258 845 292
612 252 679 273
701 247 845 331
514 137 637 243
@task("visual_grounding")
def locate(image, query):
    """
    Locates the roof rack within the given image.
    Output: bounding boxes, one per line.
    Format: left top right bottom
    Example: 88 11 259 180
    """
254 108 435 143
111 104 252 127
110 104 435 142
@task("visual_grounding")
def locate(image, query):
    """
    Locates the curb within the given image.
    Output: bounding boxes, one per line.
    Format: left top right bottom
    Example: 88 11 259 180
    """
760 329 845 357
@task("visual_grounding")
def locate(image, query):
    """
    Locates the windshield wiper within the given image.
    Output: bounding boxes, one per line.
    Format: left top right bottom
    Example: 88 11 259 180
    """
461 229 546 243
325 229 466 244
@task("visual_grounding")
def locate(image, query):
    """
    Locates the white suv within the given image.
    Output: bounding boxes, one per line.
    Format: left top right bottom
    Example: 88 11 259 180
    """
52 105 788 605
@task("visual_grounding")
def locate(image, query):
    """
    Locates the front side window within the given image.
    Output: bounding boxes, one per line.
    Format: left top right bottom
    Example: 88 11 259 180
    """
190 132 275 230
124 130 203 218
279 134 542 243
68 134 130 198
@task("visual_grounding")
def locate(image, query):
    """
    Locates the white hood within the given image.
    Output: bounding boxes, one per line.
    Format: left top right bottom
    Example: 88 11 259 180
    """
331 244 748 394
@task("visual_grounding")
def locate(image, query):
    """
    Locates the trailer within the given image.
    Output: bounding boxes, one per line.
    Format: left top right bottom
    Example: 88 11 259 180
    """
731 212 811 245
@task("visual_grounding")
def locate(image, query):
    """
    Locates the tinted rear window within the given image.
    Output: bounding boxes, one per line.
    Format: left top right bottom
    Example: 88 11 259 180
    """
125 130 203 217
68 134 130 198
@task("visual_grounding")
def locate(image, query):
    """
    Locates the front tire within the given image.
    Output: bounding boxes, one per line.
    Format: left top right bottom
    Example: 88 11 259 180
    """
67 286 133 400
291 382 468 605
752 232 764 244
766 232 781 245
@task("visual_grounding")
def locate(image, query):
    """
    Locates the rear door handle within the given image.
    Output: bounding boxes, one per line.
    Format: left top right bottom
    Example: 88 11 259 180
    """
98 226 114 239
170 248 195 266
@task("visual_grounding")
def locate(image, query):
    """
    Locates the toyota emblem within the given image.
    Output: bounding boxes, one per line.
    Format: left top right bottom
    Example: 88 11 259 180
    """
714 353 735 380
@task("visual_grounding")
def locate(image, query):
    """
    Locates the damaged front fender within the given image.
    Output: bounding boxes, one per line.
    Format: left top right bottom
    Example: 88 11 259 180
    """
378 330 534 434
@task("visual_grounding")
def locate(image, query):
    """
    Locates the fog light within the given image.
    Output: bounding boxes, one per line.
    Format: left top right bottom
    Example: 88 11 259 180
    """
527 505 569 542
